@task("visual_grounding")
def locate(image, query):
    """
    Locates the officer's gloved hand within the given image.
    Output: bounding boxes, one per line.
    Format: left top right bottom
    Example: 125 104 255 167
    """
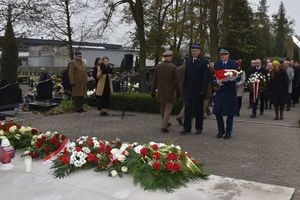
217 79 223 86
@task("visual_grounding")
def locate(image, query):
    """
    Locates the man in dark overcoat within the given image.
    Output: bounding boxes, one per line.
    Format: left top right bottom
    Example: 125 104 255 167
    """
213 48 238 139
180 44 210 135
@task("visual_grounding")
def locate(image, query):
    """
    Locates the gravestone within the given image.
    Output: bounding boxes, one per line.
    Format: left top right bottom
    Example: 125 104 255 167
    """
0 83 22 111
36 79 53 101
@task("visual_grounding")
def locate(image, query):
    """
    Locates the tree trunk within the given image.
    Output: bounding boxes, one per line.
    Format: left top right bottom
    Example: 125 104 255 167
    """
209 0 219 61
65 0 74 60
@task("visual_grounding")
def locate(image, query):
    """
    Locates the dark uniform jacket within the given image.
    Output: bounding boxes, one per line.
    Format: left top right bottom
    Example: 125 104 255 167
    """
213 59 238 116
183 57 210 100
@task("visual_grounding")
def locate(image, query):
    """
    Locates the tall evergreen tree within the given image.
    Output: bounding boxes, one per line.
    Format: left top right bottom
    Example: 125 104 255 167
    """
221 0 256 64
272 2 293 57
0 4 19 83
254 0 272 59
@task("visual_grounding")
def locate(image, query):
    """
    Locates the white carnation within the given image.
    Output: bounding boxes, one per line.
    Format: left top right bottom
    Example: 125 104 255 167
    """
82 147 91 154
25 127 32 132
121 166 128 173
0 130 4 136
19 126 27 134
110 170 118 177
117 155 126 162
9 125 17 133
110 148 118 155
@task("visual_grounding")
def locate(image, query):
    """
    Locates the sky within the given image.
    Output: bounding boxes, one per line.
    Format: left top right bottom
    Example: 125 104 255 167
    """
106 0 300 45
249 0 299 35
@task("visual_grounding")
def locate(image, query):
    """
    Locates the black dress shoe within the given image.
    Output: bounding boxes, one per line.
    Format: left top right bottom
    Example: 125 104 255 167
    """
216 132 225 138
250 114 256 118
195 130 202 135
180 130 191 135
260 112 264 115
161 128 169 133
167 122 171 128
223 134 231 139
76 110 83 113
176 118 183 125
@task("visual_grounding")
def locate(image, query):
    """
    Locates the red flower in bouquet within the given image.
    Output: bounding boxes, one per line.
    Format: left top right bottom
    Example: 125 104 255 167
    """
165 162 174 171
172 163 181 172
150 144 158 151
31 128 38 135
140 148 149 157
87 139 94 147
59 156 70 165
50 137 59 145
153 162 161 170
153 152 161 160
87 153 96 162
36 140 44 148
43 147 51 153
61 135 67 141
105 145 111 154
30 151 40 159
75 146 82 152
166 153 179 161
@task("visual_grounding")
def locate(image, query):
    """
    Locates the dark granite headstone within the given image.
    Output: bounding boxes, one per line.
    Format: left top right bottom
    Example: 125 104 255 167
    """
0 83 22 111
36 79 53 101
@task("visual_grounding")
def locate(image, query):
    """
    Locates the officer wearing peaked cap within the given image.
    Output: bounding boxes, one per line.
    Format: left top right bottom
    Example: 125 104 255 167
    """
180 44 210 135
213 48 238 139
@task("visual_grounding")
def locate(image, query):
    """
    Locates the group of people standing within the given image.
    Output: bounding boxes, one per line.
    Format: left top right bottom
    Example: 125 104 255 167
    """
152 45 239 139
248 59 300 120
67 50 113 115
152 44 300 139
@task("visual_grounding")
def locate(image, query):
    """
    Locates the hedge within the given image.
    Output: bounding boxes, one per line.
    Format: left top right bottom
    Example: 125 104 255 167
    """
109 93 183 114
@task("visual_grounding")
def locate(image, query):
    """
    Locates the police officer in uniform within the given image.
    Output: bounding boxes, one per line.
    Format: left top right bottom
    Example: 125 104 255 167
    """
213 48 238 139
180 44 210 135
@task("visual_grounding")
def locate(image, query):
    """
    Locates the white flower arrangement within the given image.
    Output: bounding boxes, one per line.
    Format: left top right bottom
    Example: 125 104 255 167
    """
224 71 234 77
87 89 96 97
117 154 126 162
70 150 87 168
82 147 91 154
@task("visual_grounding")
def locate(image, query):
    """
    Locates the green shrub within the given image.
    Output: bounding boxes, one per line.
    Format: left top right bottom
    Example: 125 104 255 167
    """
110 93 183 114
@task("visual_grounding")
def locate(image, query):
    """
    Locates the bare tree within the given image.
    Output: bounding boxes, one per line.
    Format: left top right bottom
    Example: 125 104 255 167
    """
38 0 93 60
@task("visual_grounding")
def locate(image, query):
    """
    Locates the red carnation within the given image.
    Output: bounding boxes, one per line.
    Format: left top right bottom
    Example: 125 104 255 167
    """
150 144 158 151
75 146 82 152
172 163 181 172
59 156 69 165
112 159 118 165
36 141 43 148
106 146 111 154
153 152 161 160
167 153 179 161
87 139 94 147
61 135 67 141
29 152 40 159
87 153 96 162
31 129 38 135
140 148 148 157
192 159 198 164
50 137 59 145
153 162 161 170
43 147 51 153
165 162 174 171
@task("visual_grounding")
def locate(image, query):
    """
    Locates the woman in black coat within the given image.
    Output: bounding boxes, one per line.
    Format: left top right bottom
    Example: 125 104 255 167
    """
270 61 289 120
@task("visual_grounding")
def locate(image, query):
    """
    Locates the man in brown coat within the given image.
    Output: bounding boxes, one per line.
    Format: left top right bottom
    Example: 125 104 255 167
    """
152 51 177 133
68 50 88 113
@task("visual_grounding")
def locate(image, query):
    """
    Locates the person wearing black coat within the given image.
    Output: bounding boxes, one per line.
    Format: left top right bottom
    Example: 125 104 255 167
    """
180 44 210 135
250 59 268 118
270 61 289 120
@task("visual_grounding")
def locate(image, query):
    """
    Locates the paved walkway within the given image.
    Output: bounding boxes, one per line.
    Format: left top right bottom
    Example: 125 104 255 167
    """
9 95 300 199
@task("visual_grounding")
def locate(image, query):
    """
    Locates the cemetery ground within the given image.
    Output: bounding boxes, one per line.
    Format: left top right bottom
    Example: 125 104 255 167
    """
3 93 300 200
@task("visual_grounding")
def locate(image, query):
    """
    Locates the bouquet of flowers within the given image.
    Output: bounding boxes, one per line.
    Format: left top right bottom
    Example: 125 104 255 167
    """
247 72 266 102
26 131 69 160
214 69 241 82
52 77 64 98
50 137 208 192
87 89 96 98
0 120 39 149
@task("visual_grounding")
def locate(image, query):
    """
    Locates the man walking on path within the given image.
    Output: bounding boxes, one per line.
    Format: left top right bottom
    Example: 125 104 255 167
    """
152 51 177 133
